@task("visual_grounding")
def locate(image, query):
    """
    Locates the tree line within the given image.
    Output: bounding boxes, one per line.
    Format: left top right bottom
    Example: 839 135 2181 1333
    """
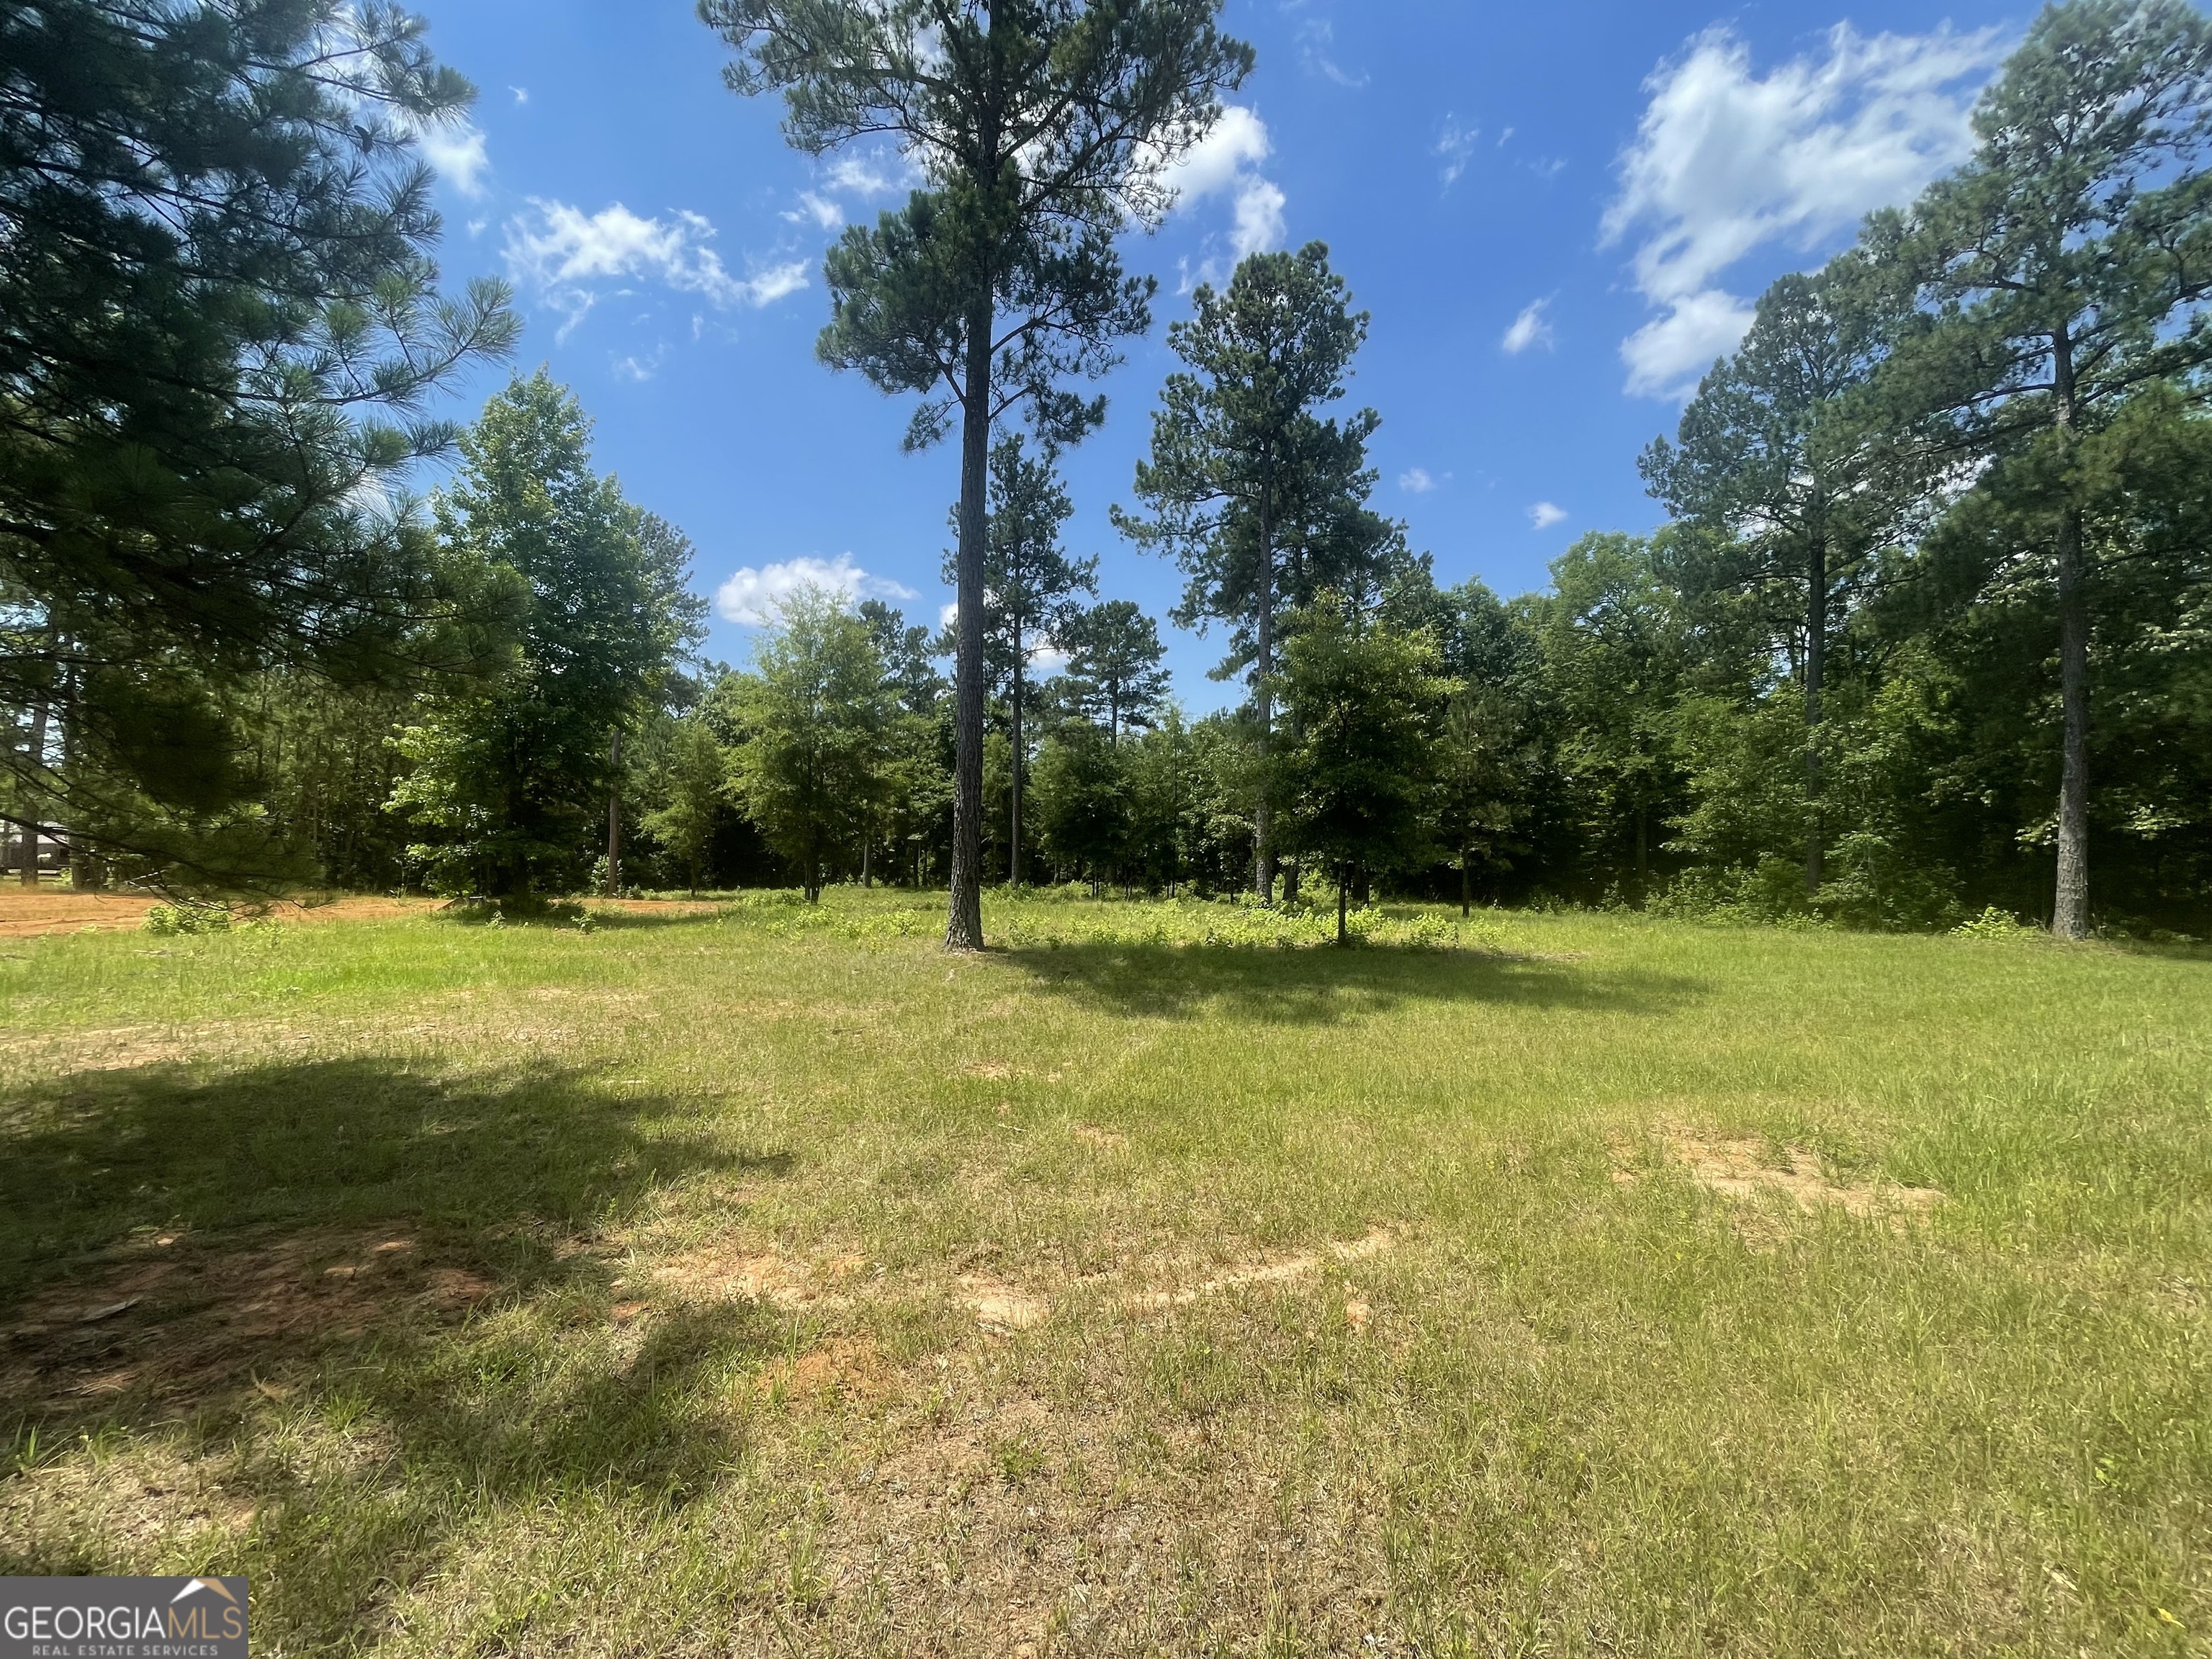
3 0 2207 941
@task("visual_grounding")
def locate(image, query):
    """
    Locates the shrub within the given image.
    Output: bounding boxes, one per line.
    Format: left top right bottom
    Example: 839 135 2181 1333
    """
1953 907 2041 940
142 904 231 937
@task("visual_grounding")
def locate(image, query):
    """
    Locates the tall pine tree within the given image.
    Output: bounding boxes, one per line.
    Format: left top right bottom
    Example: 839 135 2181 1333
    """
1115 243 1382 900
1868 0 2212 936
702 0 1251 949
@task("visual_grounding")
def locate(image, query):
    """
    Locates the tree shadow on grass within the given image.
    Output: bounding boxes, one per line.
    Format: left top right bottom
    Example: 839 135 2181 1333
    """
0 1057 793 1438
0 1058 778 1304
0 1058 806 1637
1001 941 1706 1025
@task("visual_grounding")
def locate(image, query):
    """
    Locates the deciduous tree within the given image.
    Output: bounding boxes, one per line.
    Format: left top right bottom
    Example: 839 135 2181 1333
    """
729 587 895 902
1277 602 1448 944
644 716 733 896
392 375 703 902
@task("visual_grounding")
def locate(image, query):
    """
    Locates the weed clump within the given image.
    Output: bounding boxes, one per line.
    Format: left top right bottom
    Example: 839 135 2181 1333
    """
142 904 231 937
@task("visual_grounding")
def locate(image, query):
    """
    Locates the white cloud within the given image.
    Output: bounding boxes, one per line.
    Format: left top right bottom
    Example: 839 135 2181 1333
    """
511 86 529 106
785 191 844 230
1229 176 1287 261
416 120 491 199
1604 22 2005 399
1501 297 1555 355
1437 119 1479 190
716 556 917 627
745 260 811 307
940 601 960 632
1297 19 1367 89
1619 289 1759 401
503 201 809 338
824 154 906 199
1400 467 1439 495
611 348 667 383
1164 105 1286 270
1529 502 1569 531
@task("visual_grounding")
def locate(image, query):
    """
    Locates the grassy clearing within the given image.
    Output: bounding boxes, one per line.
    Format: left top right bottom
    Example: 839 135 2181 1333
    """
0 890 2206 1656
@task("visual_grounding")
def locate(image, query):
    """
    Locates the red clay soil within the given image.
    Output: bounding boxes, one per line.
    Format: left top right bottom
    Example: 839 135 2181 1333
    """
0 889 719 939
0 889 162 938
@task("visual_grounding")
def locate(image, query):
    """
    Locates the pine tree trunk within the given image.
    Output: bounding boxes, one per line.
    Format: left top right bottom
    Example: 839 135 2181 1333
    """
2050 325 2090 942
1251 495 1276 904
1010 628 1024 888
20 698 49 886
1336 870 1347 947
946 289 995 951
606 729 623 899
1804 529 1826 896
1461 852 1472 918
2054 503 2092 940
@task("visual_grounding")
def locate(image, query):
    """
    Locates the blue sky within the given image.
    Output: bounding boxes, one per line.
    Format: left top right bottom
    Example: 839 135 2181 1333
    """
407 0 2024 707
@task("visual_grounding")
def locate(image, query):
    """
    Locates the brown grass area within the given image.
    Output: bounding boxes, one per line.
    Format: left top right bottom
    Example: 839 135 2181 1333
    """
0 1228 494 1416
783 1380 1394 1656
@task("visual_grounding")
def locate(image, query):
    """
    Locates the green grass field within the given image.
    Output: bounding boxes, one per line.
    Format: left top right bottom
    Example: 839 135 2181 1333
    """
0 891 2206 1656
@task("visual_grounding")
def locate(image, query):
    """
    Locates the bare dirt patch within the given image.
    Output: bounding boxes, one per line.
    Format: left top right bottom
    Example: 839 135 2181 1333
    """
647 1242 866 1313
961 1274 1051 1334
0 891 454 939
597 899 721 919
1628 1129 1946 1225
0 1228 495 1416
1071 1124 1128 1152
0 891 161 938
752 1336 899 1408
1132 1227 1397 1313
0 890 717 940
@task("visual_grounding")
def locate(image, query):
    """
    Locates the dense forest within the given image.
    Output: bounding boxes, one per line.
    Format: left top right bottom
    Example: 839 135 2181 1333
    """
3 0 2208 939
